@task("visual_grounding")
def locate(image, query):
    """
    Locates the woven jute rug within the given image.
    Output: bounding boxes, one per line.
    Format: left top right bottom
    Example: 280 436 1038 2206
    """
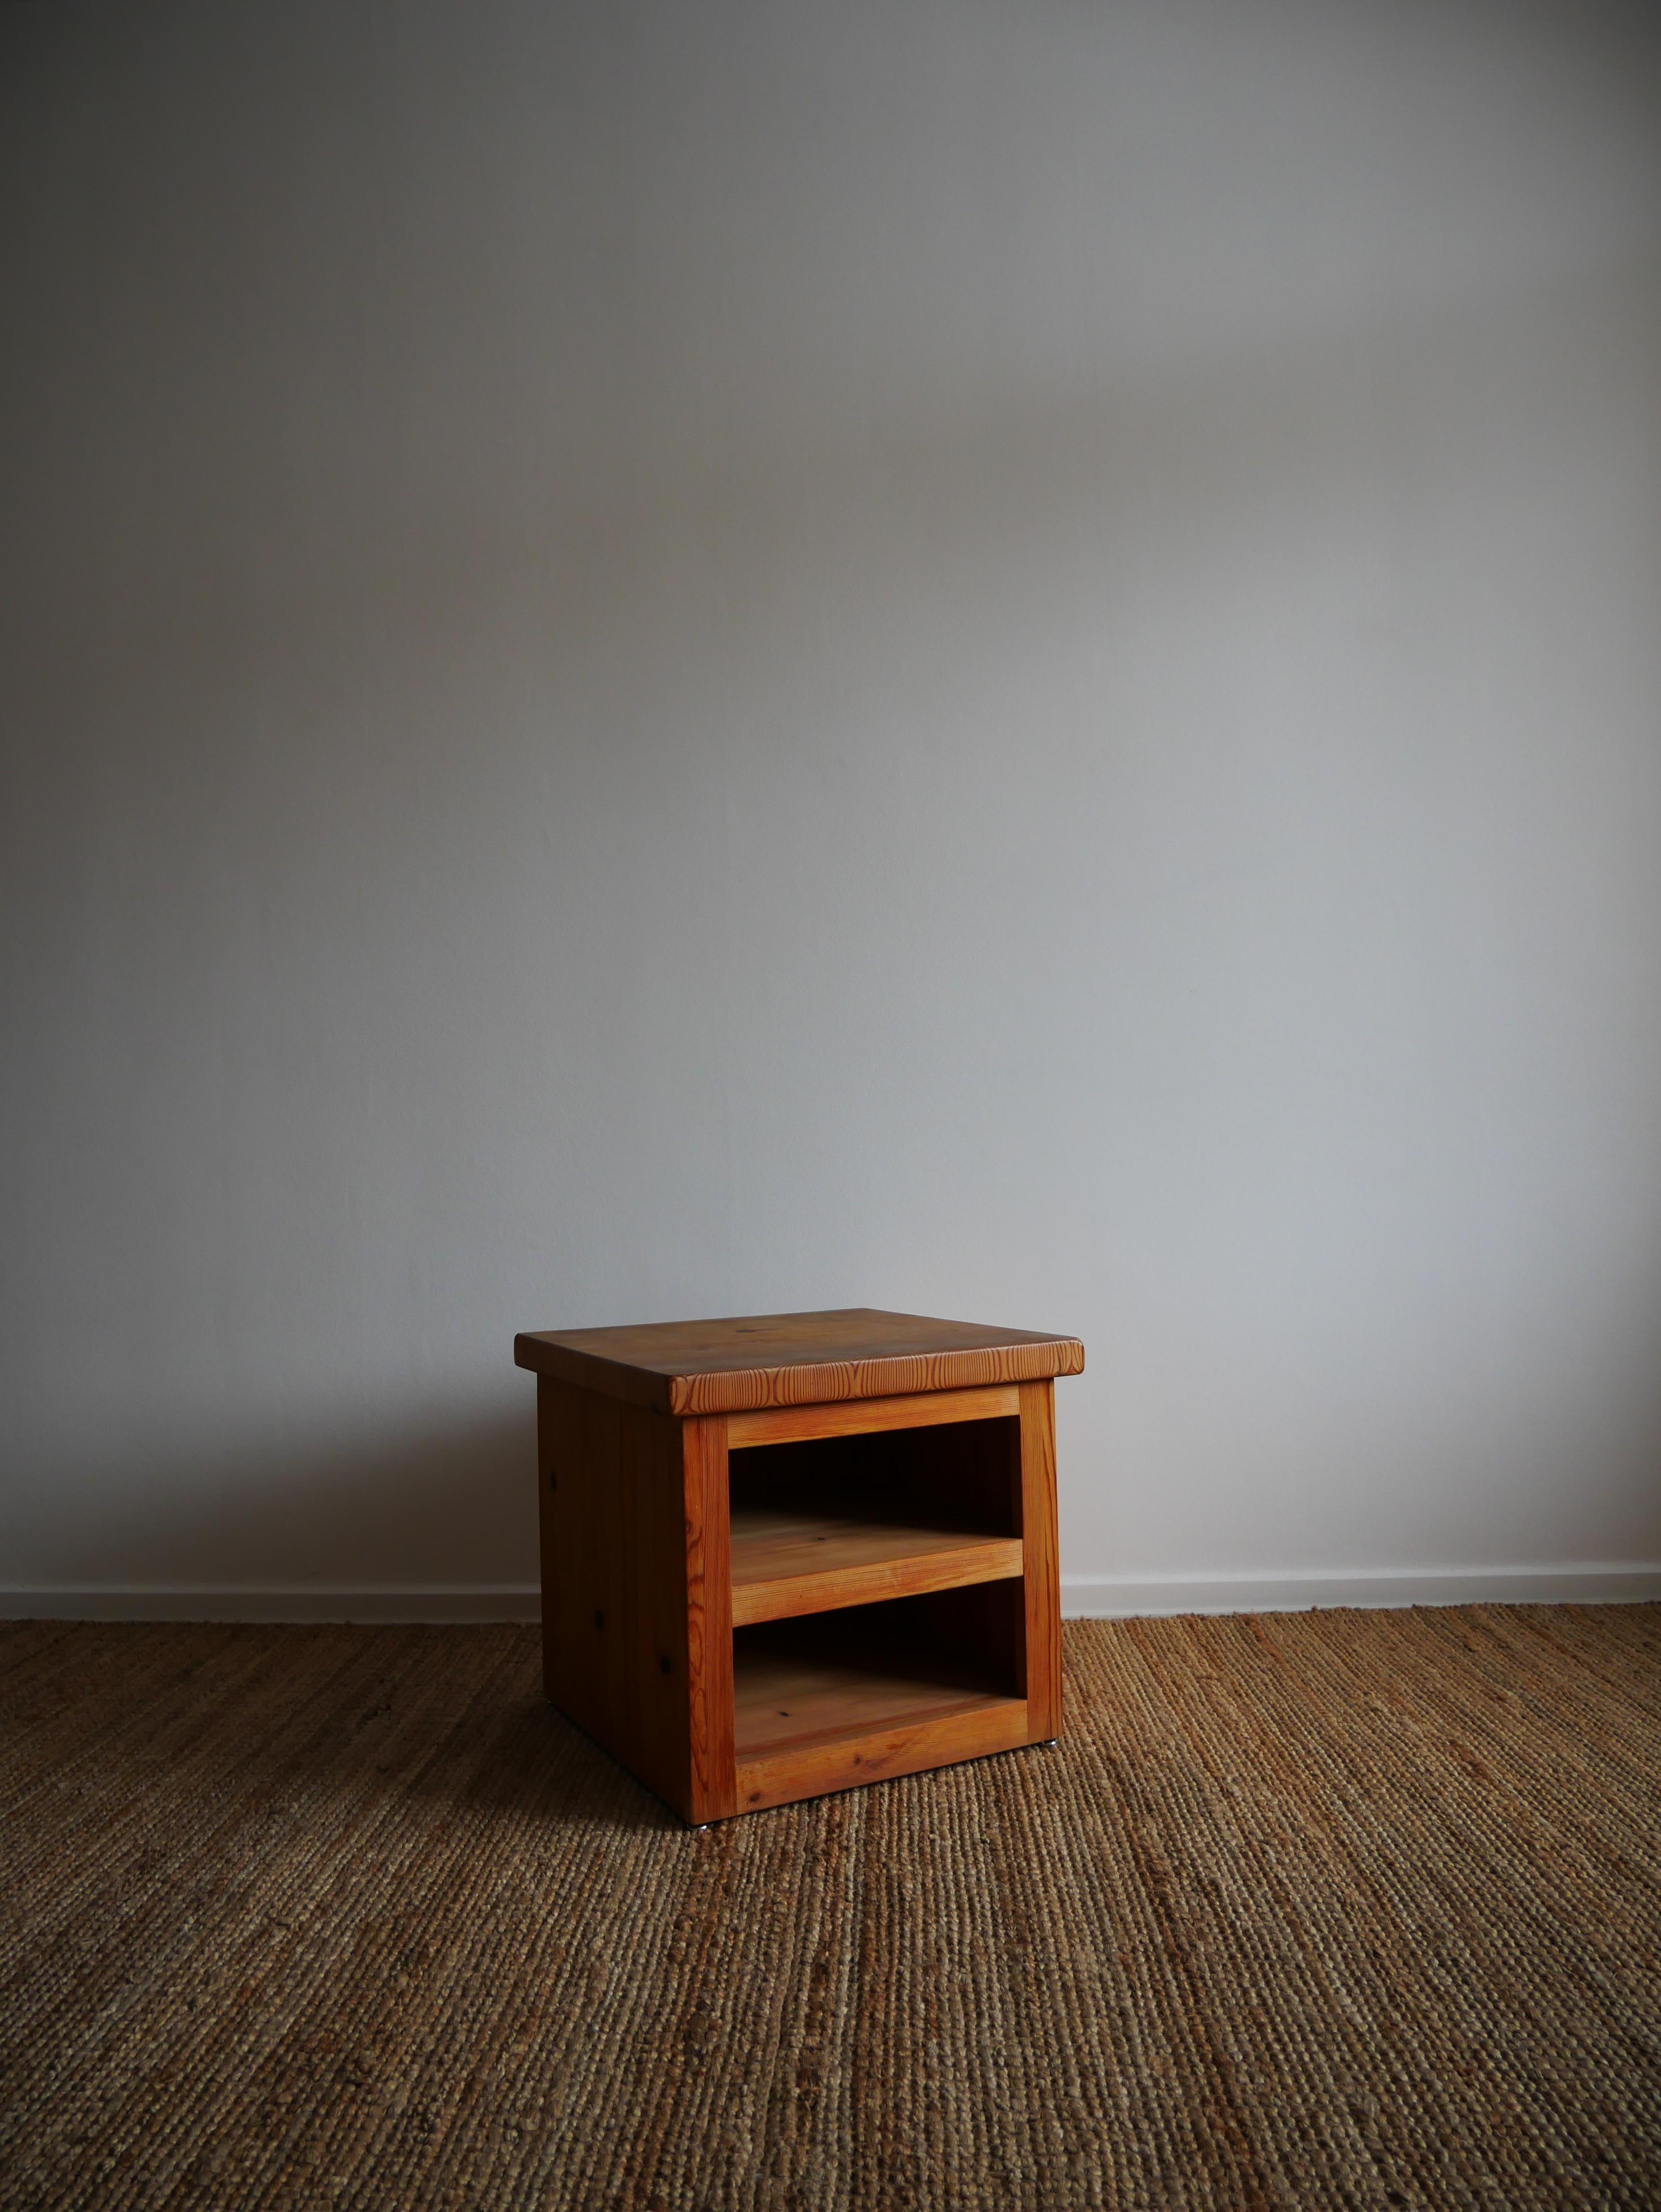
3 1606 1658 2210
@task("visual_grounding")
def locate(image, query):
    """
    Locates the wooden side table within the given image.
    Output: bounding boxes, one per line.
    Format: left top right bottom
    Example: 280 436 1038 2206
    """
512 1308 1084 1823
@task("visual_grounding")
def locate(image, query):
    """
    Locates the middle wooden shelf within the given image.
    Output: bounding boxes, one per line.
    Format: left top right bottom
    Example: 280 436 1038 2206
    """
729 1506 1023 1626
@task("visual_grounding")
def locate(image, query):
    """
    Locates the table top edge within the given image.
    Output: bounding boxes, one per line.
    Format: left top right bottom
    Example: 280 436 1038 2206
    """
512 1308 1084 1413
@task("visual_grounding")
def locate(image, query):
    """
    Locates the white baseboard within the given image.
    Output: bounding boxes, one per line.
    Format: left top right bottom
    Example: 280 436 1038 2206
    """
1060 1565 1661 1617
3 1567 1658 1624
0 1585 542 1623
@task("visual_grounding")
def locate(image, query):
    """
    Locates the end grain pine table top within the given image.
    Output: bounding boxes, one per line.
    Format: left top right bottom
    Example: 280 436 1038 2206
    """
513 1306 1085 1417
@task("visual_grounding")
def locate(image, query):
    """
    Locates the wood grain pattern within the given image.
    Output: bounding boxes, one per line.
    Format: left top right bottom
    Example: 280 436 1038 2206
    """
537 1376 706 1821
1016 1378 1064 1740
732 1634 1021 1753
682 1415 736 1821
726 1383 1017 1449
514 1308 1084 1416
729 1509 1022 1626
735 1696 1031 1814
537 1375 620 1740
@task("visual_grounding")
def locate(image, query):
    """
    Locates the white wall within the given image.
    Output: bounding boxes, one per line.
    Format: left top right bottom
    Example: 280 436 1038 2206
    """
4 0 1660 1618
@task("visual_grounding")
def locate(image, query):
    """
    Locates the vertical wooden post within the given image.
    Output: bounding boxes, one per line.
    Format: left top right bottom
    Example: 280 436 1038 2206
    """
682 1414 737 1822
1016 1379 1063 1740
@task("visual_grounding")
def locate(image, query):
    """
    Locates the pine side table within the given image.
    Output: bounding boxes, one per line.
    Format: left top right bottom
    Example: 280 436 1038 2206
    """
512 1307 1084 1824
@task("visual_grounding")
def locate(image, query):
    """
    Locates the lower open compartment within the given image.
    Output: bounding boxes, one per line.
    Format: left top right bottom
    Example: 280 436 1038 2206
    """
731 1580 1030 1814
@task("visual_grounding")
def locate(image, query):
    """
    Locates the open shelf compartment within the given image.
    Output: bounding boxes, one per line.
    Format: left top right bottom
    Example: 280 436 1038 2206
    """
732 1581 1028 1813
728 1410 1023 1627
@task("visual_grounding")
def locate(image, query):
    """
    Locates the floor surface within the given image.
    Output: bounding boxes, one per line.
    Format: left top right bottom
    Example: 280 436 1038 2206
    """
3 1606 1658 2209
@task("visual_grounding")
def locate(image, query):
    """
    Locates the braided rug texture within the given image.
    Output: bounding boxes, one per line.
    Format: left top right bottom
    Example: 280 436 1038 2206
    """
2 1606 1658 2211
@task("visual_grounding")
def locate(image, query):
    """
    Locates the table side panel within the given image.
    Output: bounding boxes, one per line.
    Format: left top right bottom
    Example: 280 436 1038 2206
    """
537 1377 699 1818
537 1376 618 1736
